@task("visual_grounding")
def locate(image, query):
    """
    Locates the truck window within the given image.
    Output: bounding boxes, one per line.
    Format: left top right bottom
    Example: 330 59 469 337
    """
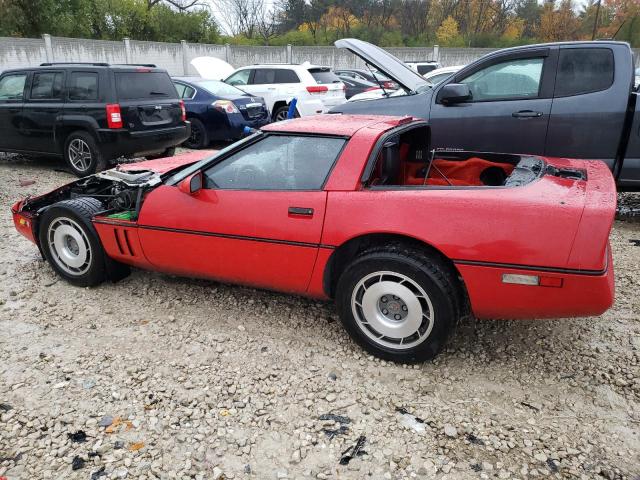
275 69 300 83
204 135 346 190
554 48 614 97
460 58 544 101
31 72 64 100
69 72 98 101
0 74 27 100
115 72 176 100
252 69 276 85
226 69 251 86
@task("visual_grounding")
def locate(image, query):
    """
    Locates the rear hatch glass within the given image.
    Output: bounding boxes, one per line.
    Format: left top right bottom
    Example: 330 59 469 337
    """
115 71 182 131
308 68 344 98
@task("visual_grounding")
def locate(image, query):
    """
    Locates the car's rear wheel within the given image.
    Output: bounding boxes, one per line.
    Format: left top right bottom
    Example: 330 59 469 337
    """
39 198 108 287
336 245 459 363
183 118 208 149
63 131 106 177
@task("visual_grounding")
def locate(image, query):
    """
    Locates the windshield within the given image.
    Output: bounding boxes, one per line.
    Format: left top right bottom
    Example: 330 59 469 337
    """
196 80 247 97
164 132 264 185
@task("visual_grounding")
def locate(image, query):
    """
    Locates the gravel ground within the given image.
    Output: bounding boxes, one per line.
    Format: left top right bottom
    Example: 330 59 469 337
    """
1 154 639 480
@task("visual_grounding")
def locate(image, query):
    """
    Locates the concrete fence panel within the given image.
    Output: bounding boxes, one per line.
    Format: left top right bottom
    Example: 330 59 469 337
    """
230 46 287 68
50 36 127 65
0 37 48 70
129 40 183 74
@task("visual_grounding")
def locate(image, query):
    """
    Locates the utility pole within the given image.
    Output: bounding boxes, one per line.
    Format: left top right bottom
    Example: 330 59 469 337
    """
591 0 601 40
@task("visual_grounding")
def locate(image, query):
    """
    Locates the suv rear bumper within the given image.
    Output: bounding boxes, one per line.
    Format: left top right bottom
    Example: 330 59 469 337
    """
96 123 190 159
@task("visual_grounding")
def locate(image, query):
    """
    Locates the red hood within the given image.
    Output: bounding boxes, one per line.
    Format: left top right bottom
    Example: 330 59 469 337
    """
117 150 217 175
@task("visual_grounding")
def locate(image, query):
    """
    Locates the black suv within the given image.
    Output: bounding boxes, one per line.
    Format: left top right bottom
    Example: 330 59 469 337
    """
0 63 190 176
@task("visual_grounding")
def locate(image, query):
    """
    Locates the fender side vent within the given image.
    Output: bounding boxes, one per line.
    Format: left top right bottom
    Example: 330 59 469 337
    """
113 228 135 256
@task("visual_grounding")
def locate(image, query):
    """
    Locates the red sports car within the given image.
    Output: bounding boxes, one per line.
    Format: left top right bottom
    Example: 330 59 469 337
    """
12 115 616 362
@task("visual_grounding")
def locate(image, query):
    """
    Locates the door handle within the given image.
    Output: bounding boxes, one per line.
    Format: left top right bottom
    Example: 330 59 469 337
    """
512 110 543 118
288 207 314 216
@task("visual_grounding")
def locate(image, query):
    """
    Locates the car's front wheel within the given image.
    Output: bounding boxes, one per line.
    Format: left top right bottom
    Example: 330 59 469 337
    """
63 131 106 177
336 245 460 363
38 198 109 287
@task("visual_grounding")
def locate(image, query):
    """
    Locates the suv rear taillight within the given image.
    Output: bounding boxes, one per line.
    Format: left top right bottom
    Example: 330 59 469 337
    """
179 100 187 121
306 86 328 94
106 104 123 129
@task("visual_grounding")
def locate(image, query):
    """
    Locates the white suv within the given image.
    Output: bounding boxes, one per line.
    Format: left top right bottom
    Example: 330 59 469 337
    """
405 61 442 76
224 63 346 121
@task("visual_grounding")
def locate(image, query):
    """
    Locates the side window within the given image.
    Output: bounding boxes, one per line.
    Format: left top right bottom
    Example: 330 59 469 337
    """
69 72 98 101
183 86 195 98
174 82 186 97
274 69 300 83
31 72 64 100
459 58 544 101
204 135 346 190
0 74 27 100
252 69 276 85
227 69 251 86
555 48 614 97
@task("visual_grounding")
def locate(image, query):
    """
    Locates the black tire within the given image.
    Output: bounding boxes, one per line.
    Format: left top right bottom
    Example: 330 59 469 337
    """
335 245 460 363
145 147 176 160
38 198 109 287
183 118 208 149
273 105 298 122
63 131 106 177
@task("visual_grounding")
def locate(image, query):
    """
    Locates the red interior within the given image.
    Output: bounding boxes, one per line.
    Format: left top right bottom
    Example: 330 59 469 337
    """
406 158 515 186
370 142 515 187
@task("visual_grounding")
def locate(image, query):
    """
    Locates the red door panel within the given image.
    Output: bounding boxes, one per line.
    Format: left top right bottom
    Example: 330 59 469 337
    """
137 185 327 294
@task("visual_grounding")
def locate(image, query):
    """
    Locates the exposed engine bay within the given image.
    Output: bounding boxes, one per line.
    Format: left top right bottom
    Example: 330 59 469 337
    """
19 169 163 220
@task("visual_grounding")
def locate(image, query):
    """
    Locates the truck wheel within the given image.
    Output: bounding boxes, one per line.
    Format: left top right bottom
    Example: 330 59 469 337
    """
335 245 459 363
273 106 299 122
183 118 208 149
63 131 106 177
38 198 108 287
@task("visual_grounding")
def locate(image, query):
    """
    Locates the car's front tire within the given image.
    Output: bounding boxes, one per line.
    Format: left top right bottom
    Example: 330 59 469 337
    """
38 198 109 287
335 245 460 363
183 118 208 149
63 131 106 177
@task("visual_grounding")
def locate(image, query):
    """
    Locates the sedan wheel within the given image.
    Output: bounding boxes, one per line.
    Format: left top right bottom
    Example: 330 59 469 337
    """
351 271 434 350
336 246 460 362
47 216 93 276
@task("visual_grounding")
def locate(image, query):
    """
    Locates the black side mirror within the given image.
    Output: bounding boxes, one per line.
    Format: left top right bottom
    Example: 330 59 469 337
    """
438 83 472 105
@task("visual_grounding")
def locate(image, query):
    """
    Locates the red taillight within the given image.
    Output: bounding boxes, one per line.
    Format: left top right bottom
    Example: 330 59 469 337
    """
383 81 395 89
106 104 123 129
306 85 328 94
179 100 186 121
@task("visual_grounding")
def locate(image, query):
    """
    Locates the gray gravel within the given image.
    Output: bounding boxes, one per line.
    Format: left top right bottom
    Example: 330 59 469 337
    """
1 154 639 479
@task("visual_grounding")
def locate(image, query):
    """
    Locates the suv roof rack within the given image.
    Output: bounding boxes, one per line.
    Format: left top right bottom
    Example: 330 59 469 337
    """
39 62 158 67
40 62 110 66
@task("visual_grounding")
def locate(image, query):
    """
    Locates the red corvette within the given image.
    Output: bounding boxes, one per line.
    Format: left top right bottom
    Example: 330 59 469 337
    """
12 115 616 362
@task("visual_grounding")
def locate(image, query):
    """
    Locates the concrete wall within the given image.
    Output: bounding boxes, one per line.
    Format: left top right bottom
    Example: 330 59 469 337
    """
1 35 638 74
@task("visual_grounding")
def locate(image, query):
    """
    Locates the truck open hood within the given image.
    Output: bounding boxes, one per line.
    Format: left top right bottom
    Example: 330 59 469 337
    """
335 38 429 93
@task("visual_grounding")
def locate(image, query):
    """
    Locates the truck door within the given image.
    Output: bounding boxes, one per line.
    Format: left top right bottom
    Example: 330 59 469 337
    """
0 72 28 151
545 45 629 171
429 48 556 155
22 70 65 153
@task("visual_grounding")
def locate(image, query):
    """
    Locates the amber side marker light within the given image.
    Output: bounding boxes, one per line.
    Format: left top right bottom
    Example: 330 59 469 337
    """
502 273 563 288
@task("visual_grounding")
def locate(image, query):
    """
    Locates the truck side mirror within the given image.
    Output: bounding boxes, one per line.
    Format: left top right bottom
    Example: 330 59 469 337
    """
179 171 203 195
438 83 472 105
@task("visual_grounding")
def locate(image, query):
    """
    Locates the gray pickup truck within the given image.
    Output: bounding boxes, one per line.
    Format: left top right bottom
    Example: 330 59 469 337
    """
331 39 640 187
